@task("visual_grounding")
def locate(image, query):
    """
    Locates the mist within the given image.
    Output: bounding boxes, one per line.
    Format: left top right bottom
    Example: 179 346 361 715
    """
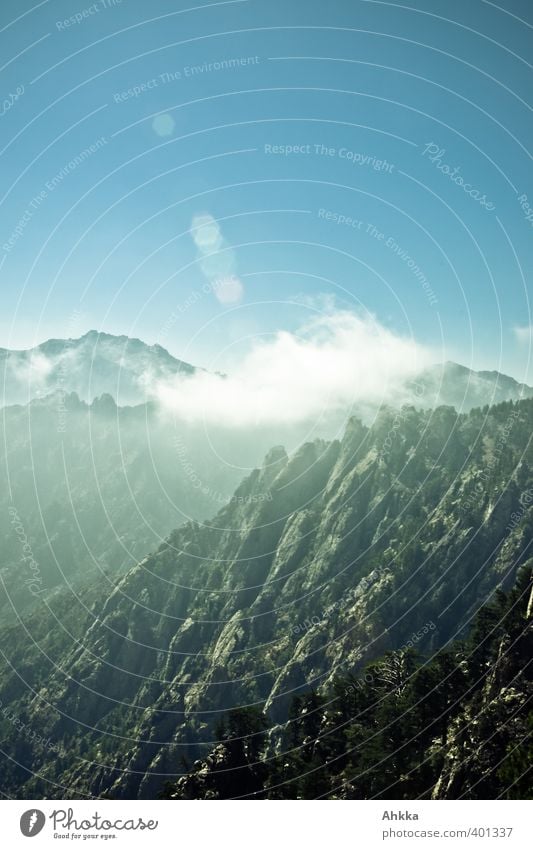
150 310 430 428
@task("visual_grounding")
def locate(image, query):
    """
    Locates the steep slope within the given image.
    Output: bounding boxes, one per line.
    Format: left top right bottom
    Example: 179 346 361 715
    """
0 391 247 623
0 400 531 799
166 565 532 800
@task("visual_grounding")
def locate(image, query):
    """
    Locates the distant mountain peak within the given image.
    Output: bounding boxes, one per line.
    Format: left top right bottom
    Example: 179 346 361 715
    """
412 361 532 410
0 331 195 407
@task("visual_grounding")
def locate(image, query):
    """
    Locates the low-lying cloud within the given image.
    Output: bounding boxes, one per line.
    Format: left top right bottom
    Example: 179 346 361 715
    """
151 310 430 427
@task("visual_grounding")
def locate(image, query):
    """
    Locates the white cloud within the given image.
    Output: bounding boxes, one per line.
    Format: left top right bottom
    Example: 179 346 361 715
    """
150 310 430 427
9 351 53 389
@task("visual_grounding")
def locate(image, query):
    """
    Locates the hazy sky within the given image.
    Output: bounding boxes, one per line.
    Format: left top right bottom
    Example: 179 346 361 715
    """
1 0 532 382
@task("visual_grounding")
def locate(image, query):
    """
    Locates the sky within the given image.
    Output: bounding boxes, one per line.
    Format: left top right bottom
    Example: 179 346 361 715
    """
1 0 532 383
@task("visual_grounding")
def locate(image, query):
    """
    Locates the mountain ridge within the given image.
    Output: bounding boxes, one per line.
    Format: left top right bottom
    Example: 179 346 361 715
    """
0 397 530 798
0 330 195 408
1 330 531 411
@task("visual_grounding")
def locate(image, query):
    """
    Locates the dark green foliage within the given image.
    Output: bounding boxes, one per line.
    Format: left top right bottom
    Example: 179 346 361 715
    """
161 707 269 799
167 567 532 799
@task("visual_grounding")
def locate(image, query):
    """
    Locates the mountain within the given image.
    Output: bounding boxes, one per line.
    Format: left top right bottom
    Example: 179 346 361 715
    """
165 566 532 800
2 333 529 627
412 361 533 411
0 330 195 407
1 331 531 413
0 391 247 623
0 398 531 798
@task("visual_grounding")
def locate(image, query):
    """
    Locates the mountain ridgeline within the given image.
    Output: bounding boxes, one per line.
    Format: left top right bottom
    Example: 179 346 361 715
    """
1 332 531 625
0 330 195 407
0 398 531 799
1 331 532 411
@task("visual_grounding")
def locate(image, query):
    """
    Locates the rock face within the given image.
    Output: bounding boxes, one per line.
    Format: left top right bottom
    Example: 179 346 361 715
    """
0 399 531 799
166 565 532 800
0 330 195 407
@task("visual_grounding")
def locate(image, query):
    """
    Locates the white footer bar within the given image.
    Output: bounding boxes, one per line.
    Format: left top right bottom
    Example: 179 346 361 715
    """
3 799 530 848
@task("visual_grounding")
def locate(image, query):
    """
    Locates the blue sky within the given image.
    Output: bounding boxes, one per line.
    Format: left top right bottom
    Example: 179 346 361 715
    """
1 0 532 382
